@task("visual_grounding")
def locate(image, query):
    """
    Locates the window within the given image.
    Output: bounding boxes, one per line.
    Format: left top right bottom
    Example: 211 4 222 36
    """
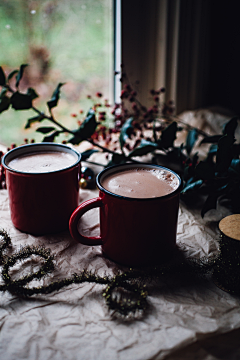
0 0 113 146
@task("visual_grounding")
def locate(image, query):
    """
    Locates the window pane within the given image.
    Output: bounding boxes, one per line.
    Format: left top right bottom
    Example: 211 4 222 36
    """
0 0 113 146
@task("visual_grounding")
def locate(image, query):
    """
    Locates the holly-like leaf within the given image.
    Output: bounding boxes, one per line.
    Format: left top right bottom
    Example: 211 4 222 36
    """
81 149 99 161
229 159 240 176
36 126 57 134
223 116 239 137
119 117 134 150
27 88 39 100
128 139 157 158
0 66 6 86
158 121 178 149
7 69 18 82
42 130 60 142
25 114 44 129
201 193 218 218
215 134 235 172
106 153 126 167
200 135 222 145
186 128 198 155
0 96 10 114
68 135 82 145
195 161 215 180
11 91 32 110
16 64 28 88
206 144 218 161
47 83 65 110
71 108 98 142
181 179 203 194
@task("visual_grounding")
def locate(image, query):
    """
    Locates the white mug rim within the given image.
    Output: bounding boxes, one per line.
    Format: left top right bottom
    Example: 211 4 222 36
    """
1 142 81 175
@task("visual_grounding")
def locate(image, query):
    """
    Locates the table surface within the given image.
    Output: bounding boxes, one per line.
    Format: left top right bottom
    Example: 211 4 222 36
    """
1 186 240 360
1 108 240 360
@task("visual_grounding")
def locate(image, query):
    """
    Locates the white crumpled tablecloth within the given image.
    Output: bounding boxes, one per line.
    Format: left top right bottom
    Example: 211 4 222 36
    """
1 185 240 360
1 108 240 360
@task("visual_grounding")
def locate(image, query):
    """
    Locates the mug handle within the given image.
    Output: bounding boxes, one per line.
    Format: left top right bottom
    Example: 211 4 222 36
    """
69 197 104 246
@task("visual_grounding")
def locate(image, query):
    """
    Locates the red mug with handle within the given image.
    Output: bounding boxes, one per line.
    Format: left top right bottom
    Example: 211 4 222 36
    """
69 163 182 267
2 142 81 235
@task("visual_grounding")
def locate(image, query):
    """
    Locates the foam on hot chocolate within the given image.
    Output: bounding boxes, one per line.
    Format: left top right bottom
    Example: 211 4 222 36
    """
101 167 179 198
7 151 77 173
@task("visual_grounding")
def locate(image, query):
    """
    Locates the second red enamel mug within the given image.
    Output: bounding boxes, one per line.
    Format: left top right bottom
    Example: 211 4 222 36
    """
69 163 182 267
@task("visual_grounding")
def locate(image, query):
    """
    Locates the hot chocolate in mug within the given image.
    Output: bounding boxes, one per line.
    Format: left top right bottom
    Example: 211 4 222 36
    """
69 163 182 267
2 142 81 235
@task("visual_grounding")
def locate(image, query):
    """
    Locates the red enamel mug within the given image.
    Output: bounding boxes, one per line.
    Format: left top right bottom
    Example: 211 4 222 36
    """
69 163 182 267
2 143 81 235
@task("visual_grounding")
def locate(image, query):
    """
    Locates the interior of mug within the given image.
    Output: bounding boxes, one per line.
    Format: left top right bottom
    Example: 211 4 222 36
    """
2 142 81 174
97 163 181 200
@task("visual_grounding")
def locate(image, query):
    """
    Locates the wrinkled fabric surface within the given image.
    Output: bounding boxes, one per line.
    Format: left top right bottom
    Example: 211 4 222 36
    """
1 108 240 360
1 187 240 360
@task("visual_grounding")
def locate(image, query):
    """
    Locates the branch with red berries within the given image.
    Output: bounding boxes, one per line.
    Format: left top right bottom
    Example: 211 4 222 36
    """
1 65 240 217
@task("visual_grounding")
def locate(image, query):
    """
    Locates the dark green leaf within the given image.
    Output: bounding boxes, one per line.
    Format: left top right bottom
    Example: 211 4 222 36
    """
229 159 240 176
167 144 186 162
27 88 39 100
36 126 57 134
25 114 44 129
47 83 65 110
216 183 228 194
106 153 126 167
158 122 178 149
201 193 218 218
192 152 199 167
16 64 28 88
184 176 195 187
81 149 99 161
119 117 134 150
208 144 218 154
200 135 222 145
215 134 235 172
206 144 218 162
223 116 239 137
42 131 60 142
72 108 98 141
181 179 203 194
68 135 82 145
128 139 157 158
186 128 198 155
7 69 18 81
11 91 32 110
0 87 7 99
0 66 6 86
195 161 215 180
0 96 10 114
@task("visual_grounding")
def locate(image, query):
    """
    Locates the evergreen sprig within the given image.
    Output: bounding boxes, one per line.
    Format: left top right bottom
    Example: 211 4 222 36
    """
2 229 240 317
0 229 148 317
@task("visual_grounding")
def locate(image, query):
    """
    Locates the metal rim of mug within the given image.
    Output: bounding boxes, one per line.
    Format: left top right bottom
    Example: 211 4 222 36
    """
96 163 182 201
1 142 81 175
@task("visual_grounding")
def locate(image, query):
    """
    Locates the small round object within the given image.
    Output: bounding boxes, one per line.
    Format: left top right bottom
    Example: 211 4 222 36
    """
81 166 95 180
80 166 96 189
79 178 88 189
219 214 240 241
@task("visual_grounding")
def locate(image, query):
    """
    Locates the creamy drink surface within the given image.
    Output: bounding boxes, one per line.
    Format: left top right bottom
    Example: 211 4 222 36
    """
7 151 77 173
101 168 179 198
